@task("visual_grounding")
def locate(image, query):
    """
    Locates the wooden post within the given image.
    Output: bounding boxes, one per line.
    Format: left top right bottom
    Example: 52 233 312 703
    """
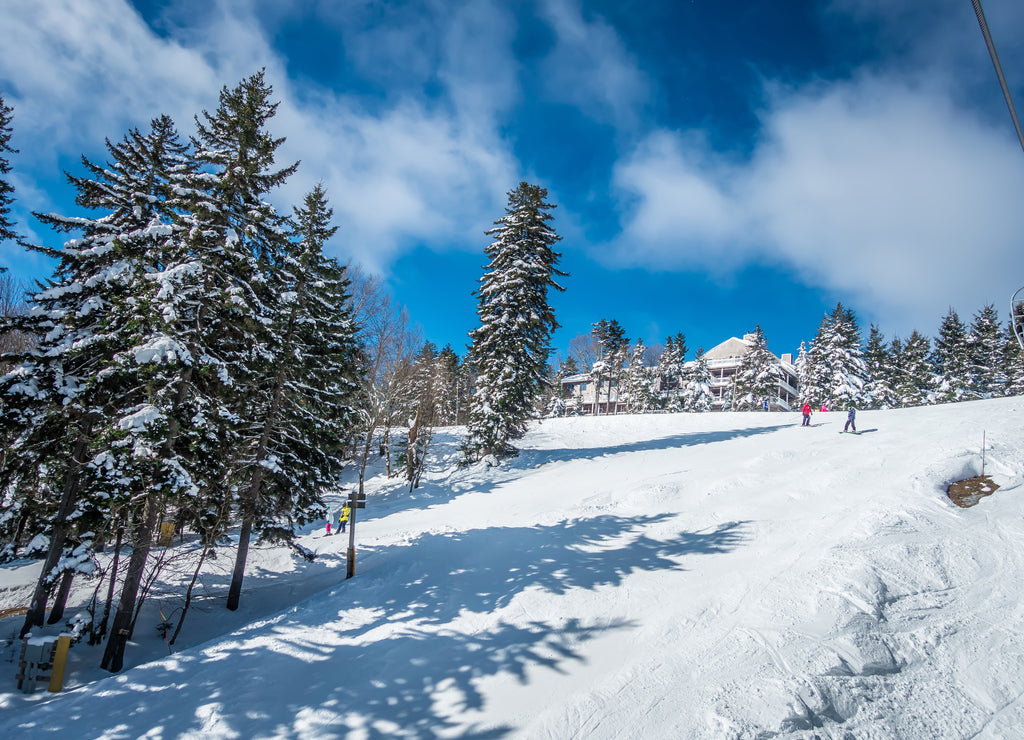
346 501 357 580
345 491 367 579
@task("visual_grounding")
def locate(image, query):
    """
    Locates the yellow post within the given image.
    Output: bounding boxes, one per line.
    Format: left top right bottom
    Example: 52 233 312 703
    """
47 635 71 692
158 521 175 546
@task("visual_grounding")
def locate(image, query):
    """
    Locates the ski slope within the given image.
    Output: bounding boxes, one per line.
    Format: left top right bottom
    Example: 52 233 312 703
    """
2 398 1024 738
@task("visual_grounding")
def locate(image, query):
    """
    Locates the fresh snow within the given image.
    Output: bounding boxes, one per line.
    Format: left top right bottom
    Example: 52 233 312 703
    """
2 398 1024 738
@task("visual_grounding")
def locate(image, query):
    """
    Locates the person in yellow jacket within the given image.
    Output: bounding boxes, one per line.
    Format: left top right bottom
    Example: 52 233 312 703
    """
338 503 351 533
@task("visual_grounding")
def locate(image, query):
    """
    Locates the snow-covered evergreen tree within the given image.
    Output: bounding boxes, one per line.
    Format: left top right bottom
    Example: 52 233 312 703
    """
732 326 780 410
0 116 200 650
622 340 657 414
232 184 362 554
682 346 714 412
816 304 868 409
795 341 815 406
400 343 448 486
863 324 897 409
895 331 934 407
547 357 579 417
591 319 629 415
657 334 687 411
802 317 829 407
184 71 309 614
1003 317 1024 397
433 345 461 426
968 305 1004 397
931 308 972 403
464 182 565 461
0 94 18 245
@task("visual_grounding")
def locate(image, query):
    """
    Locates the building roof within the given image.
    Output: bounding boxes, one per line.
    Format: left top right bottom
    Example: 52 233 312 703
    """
561 373 591 384
703 336 753 361
703 335 796 371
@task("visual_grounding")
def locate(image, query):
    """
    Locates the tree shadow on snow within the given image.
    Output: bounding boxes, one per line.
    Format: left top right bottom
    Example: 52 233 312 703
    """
334 424 790 523
2 514 749 739
519 423 792 468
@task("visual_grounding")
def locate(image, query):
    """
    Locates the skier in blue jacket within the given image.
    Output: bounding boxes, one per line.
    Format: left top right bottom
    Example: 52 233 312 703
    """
843 406 857 433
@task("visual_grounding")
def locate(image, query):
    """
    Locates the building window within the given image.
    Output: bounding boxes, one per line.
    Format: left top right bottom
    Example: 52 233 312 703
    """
580 382 587 391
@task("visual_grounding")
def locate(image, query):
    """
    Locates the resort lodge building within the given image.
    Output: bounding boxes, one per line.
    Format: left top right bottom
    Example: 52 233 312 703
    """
560 333 800 414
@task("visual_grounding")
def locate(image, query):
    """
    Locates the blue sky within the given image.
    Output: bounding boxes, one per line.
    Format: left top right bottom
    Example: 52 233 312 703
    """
2 0 1024 362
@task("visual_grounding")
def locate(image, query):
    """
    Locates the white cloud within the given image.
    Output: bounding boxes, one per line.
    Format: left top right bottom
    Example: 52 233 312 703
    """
0 0 520 276
611 75 1024 334
537 0 649 127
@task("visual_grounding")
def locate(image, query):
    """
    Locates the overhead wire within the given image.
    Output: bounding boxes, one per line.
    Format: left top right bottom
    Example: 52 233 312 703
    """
968 0 1024 354
970 0 1024 154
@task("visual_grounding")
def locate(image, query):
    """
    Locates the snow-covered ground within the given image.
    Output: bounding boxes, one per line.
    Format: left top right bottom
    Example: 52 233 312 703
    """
2 398 1024 738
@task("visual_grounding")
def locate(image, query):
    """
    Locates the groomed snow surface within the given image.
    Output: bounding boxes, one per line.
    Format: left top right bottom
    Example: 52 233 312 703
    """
2 398 1024 738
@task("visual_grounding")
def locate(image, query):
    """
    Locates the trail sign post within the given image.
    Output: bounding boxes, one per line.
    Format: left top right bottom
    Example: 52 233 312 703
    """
346 491 366 579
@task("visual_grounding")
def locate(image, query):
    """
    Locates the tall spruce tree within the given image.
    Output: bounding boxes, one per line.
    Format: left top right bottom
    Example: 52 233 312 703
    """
896 331 933 407
186 70 308 612
226 184 361 609
795 341 815 406
803 317 830 407
657 334 687 411
464 182 565 461
732 325 780 410
682 346 714 412
863 324 897 409
817 304 868 409
968 305 1003 397
1003 316 1024 396
0 94 17 246
1 117 199 654
622 340 657 413
932 308 972 403
434 345 461 426
591 319 629 415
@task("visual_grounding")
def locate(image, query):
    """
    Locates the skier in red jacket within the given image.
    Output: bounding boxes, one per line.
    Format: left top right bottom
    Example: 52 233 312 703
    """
801 402 812 426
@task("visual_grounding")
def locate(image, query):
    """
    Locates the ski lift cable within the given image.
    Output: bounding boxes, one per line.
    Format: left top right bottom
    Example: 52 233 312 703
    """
970 0 1024 154
969 0 1024 354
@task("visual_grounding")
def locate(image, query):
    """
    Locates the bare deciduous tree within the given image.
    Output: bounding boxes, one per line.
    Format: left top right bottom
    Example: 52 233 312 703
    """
349 268 421 495
0 273 31 363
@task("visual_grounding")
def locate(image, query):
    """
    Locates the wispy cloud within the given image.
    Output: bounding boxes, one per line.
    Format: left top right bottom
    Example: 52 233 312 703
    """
611 74 1024 333
537 0 650 127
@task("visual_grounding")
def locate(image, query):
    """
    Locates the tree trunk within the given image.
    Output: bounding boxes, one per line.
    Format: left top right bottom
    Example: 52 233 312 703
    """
46 570 74 624
406 408 420 482
130 542 170 637
170 545 210 645
20 431 90 638
357 416 378 497
92 522 124 645
226 514 253 611
101 494 159 673
12 507 29 559
410 426 432 492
